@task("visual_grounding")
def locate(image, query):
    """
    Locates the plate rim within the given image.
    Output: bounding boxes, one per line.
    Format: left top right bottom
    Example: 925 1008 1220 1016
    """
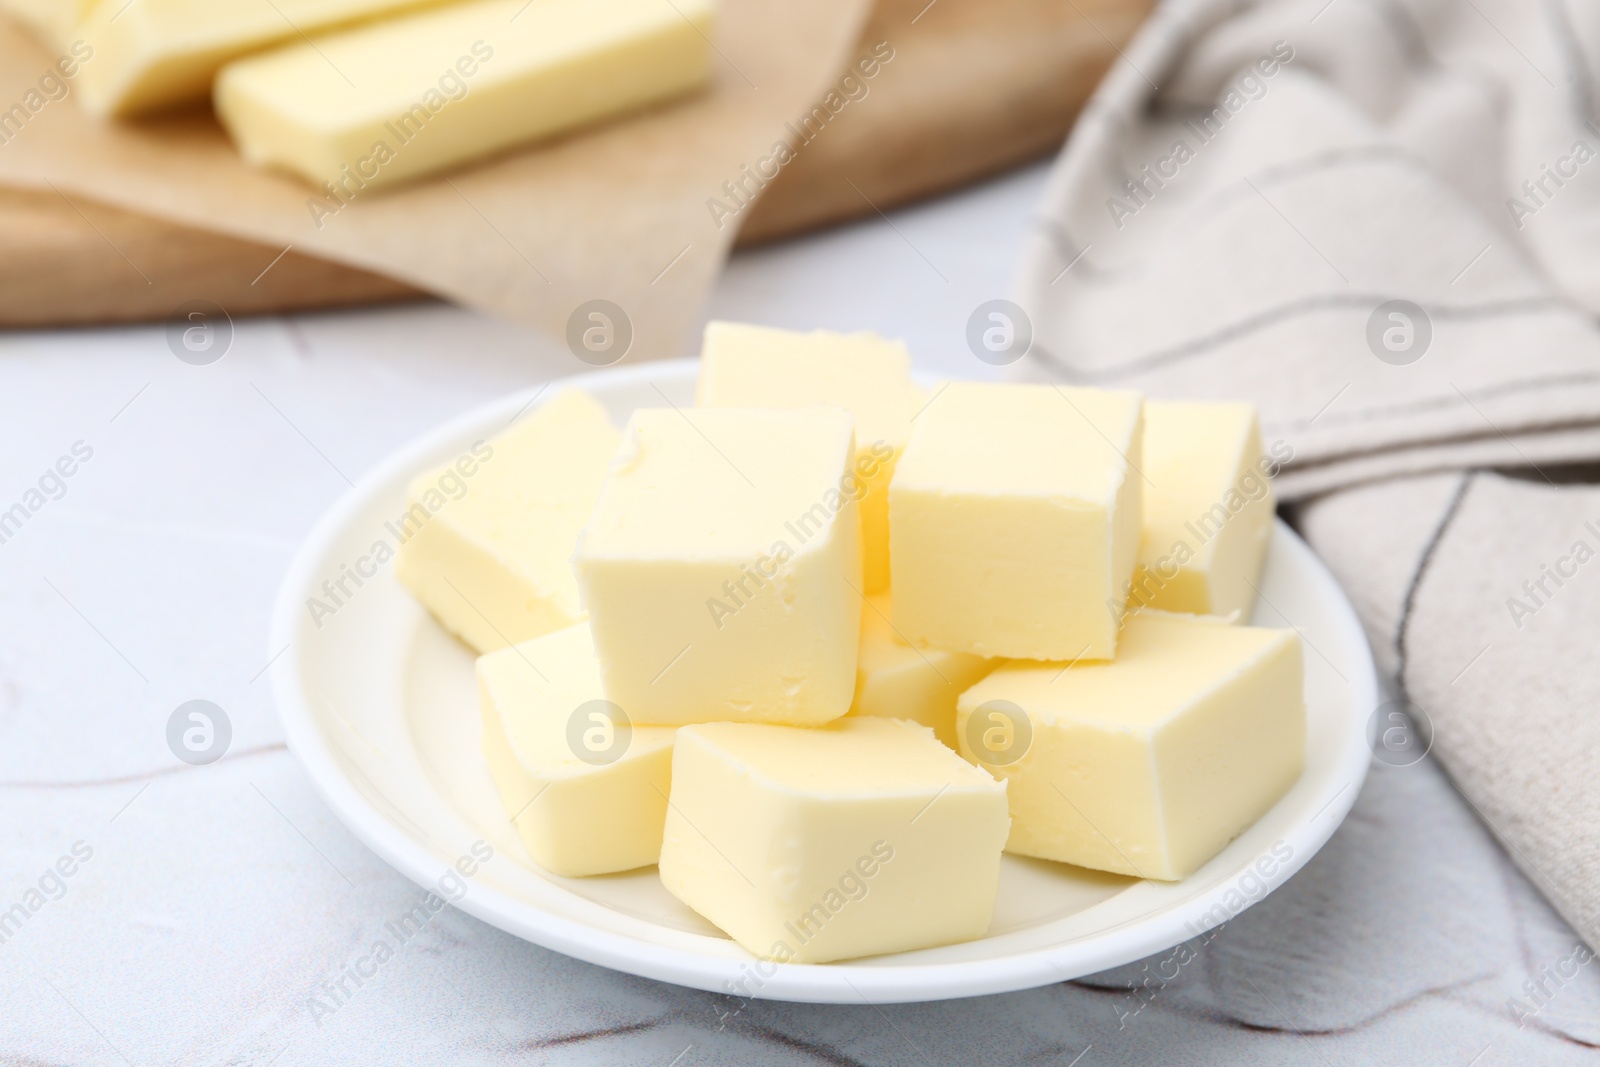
269 357 1377 1004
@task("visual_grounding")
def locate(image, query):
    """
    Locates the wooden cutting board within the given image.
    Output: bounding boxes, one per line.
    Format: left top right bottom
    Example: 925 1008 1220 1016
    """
0 0 1150 327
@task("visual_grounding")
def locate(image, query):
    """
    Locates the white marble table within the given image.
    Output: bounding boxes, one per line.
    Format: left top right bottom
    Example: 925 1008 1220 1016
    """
2 162 1596 1065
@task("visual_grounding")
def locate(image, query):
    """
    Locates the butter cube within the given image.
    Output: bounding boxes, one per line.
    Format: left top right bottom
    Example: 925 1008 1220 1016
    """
215 0 713 191
76 0 443 118
396 389 619 654
575 407 860 726
957 612 1304 880
890 382 1144 661
478 623 675 877
1132 401 1276 619
696 322 913 593
850 592 994 749
659 718 1010 963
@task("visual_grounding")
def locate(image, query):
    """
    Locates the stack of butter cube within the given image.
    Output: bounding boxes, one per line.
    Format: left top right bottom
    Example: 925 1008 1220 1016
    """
397 320 1305 965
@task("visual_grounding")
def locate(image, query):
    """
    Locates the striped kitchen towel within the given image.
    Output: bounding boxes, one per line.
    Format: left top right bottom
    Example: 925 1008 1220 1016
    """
1017 0 1600 958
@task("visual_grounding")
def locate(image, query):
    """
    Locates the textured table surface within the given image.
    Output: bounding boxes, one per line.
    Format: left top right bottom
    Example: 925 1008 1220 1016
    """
1 162 1596 1066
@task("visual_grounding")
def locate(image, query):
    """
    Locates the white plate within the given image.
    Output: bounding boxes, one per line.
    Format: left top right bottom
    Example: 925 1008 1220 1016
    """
270 359 1377 1004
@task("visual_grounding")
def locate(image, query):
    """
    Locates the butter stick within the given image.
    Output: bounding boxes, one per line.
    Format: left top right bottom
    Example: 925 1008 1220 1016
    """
75 0 445 118
215 0 714 193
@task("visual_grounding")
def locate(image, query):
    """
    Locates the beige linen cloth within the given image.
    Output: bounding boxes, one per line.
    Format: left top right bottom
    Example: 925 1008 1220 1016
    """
1018 0 1600 950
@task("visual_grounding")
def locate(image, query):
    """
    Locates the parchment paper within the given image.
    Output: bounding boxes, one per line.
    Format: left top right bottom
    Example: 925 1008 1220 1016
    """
0 0 873 356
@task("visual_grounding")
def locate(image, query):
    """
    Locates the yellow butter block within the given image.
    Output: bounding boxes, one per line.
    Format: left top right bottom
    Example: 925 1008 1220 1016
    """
396 389 619 654
849 592 994 749
75 0 445 118
215 0 713 192
890 382 1144 661
576 407 861 726
658 718 1010 964
957 612 1304 881
696 321 913 593
1132 400 1277 619
478 622 675 877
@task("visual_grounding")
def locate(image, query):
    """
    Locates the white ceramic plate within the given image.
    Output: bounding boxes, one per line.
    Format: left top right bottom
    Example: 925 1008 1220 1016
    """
270 359 1377 1004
